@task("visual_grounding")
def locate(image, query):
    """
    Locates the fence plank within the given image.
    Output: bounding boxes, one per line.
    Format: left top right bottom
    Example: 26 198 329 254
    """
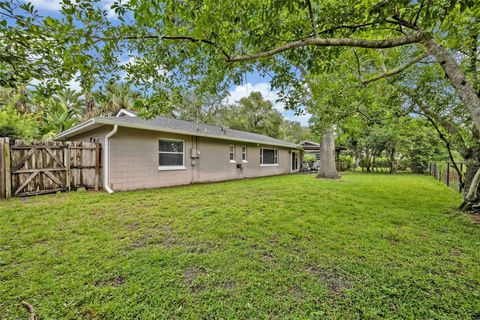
5 138 11 199
12 147 37 172
14 170 39 196
45 147 64 167
0 138 5 199
43 170 64 187
65 143 71 191
95 143 100 191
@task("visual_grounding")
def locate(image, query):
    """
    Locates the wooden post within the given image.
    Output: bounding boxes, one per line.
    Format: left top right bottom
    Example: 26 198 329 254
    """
94 143 100 191
5 137 11 199
64 143 71 191
460 163 464 192
0 138 5 199
446 162 450 186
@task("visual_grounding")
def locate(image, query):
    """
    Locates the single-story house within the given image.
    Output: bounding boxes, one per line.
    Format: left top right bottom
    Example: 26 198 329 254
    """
55 110 302 192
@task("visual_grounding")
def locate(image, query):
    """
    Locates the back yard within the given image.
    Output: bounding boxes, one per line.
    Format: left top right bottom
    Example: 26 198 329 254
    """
0 173 479 319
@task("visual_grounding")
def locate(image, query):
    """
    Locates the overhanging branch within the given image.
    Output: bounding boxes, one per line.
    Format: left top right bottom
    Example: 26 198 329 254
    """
361 51 429 85
227 34 424 62
94 34 231 60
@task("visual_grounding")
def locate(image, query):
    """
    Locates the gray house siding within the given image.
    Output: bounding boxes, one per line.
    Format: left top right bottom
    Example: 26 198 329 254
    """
70 126 297 191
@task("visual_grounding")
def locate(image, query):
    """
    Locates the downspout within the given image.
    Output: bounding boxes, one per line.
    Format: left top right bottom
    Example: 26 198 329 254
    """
104 125 118 193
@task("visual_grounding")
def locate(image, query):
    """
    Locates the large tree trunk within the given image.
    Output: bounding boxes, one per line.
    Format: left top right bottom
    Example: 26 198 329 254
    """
317 127 339 179
422 38 480 131
459 160 480 210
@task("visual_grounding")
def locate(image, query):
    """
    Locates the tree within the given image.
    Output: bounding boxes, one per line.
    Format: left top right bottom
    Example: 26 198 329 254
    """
226 92 284 139
0 103 39 140
93 82 142 116
2 1 479 124
281 120 310 143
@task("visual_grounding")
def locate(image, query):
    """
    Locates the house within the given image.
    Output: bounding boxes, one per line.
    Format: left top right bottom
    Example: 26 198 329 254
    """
55 110 301 192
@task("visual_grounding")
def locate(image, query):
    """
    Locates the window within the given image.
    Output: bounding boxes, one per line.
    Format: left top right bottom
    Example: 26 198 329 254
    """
229 145 236 163
260 148 278 166
242 146 247 162
159 139 185 170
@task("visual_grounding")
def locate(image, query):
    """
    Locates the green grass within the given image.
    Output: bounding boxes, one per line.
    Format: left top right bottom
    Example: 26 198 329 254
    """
1 173 479 319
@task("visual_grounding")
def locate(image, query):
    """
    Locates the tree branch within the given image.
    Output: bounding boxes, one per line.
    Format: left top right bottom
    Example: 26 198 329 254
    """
418 110 463 184
413 0 427 26
361 51 429 85
227 34 424 62
306 0 318 37
94 34 231 60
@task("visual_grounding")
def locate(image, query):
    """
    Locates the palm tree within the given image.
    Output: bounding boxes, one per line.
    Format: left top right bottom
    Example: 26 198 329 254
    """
94 83 142 116
40 96 80 139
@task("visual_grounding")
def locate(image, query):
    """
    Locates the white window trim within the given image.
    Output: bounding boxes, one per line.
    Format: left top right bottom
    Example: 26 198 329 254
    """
242 146 248 163
229 145 236 163
158 138 186 171
260 148 279 166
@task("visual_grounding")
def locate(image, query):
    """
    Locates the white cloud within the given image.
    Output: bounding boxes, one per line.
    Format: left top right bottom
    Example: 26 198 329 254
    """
68 76 81 92
103 0 130 19
28 72 82 92
227 82 284 112
28 0 61 11
27 0 127 19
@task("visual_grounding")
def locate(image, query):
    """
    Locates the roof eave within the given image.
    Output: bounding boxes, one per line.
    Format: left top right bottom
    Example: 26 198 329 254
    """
53 118 98 141
55 117 300 148
96 118 299 148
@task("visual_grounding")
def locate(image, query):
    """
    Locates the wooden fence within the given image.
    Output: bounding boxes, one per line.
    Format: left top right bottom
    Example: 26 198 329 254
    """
0 138 102 199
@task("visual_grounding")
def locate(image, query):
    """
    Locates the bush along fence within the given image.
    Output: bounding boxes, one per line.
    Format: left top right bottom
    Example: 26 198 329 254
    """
428 162 465 193
0 138 102 199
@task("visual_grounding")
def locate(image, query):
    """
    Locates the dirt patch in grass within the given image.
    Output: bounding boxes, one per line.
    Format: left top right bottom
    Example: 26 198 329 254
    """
127 221 139 230
93 275 125 287
470 213 480 224
306 266 353 295
183 267 208 293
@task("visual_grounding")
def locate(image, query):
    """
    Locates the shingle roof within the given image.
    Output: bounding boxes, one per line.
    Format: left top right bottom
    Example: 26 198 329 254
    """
55 113 299 148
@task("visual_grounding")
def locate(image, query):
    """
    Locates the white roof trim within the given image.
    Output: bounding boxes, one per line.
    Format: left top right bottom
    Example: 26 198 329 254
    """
54 118 97 140
116 109 137 117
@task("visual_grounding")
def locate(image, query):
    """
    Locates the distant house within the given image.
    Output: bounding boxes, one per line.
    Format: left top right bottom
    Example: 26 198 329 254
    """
301 141 323 161
55 110 301 192
300 140 346 171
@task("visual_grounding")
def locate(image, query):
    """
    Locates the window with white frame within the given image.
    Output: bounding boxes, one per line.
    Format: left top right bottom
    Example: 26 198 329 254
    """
158 139 185 170
229 145 236 162
260 148 278 165
242 146 247 162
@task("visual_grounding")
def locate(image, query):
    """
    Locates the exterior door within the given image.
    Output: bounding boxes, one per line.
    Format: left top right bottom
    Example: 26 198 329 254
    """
291 151 299 172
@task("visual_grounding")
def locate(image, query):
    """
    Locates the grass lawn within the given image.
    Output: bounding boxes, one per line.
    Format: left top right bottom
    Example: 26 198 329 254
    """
1 173 479 319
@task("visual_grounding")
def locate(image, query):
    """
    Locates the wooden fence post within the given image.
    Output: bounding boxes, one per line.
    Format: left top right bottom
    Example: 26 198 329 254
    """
94 143 100 191
4 137 11 199
64 143 71 191
0 138 5 199
446 163 450 187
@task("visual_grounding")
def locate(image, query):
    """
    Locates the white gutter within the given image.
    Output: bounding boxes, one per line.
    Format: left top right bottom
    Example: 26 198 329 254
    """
104 125 118 194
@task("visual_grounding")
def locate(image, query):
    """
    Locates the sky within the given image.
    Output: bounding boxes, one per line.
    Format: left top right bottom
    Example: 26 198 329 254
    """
25 0 311 125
